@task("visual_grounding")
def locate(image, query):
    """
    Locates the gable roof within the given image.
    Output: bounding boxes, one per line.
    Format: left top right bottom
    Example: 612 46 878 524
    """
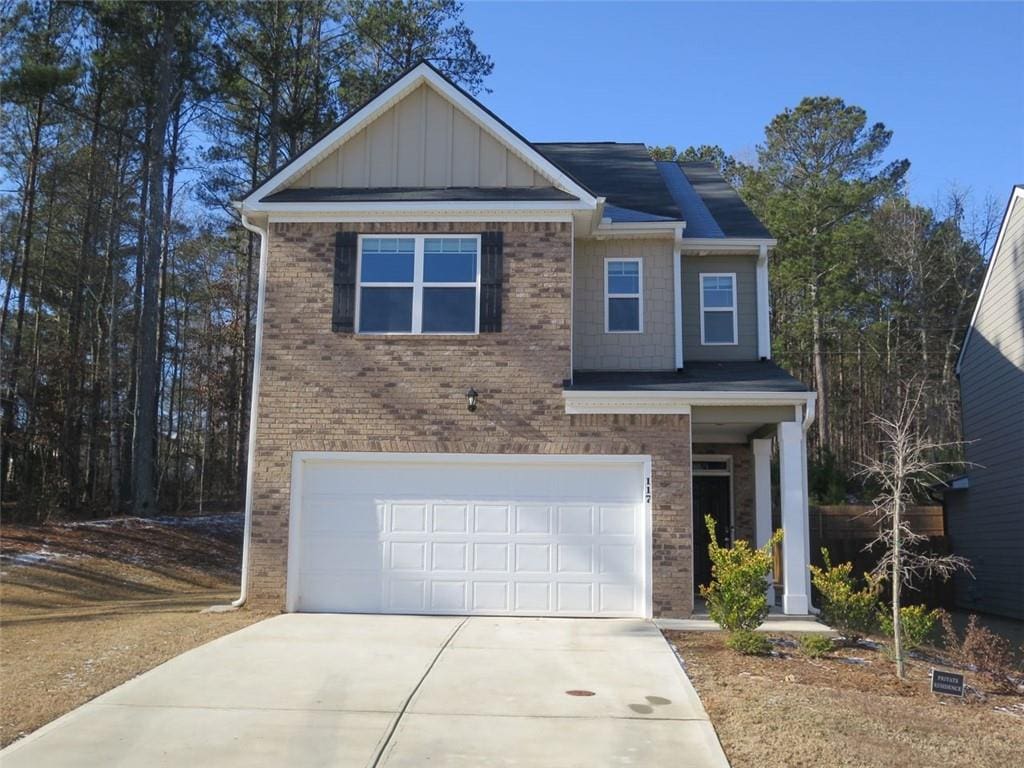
956 184 1024 374
237 62 597 210
233 61 772 242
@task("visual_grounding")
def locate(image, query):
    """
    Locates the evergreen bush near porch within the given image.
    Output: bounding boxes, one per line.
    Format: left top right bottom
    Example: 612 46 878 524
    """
700 515 782 654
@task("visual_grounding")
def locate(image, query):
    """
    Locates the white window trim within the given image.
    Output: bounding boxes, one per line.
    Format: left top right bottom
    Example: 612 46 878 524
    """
604 257 643 334
356 234 482 335
699 272 738 346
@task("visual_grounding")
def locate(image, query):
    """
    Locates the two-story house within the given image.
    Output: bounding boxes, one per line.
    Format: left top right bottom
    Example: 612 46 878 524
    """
943 185 1024 620
232 63 816 619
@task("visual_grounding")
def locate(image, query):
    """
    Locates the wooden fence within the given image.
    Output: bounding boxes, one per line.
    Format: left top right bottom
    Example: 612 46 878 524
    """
806 504 953 608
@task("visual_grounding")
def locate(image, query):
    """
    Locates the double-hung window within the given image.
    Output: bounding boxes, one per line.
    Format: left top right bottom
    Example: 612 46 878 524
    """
700 273 737 345
605 258 643 333
357 235 480 334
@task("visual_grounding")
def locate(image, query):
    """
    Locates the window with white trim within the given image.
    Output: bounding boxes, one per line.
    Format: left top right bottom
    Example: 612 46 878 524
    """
358 236 480 334
700 273 737 345
605 258 642 333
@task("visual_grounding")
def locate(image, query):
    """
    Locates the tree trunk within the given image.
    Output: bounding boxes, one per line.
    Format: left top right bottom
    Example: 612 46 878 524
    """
811 282 829 453
132 4 180 517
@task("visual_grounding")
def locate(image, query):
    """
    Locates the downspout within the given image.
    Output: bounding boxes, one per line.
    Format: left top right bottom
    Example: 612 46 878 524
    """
232 211 270 608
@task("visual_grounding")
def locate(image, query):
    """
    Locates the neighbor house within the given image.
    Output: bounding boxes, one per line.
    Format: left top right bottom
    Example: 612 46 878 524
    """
232 63 816 619
943 185 1024 620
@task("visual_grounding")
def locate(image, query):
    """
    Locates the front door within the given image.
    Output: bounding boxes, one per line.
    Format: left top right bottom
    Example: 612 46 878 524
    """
692 475 731 591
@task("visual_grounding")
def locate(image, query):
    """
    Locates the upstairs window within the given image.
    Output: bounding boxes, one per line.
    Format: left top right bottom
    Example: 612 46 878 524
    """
605 258 643 333
700 273 737 345
358 236 480 334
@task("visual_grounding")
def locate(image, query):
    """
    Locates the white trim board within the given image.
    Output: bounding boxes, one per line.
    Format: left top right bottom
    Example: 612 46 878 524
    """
563 389 816 415
240 63 598 211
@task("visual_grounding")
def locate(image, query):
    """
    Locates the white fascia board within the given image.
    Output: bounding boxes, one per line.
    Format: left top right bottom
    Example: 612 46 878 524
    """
680 237 777 251
247 199 590 215
956 186 1024 374
241 63 598 209
267 211 575 224
563 389 816 414
583 223 683 241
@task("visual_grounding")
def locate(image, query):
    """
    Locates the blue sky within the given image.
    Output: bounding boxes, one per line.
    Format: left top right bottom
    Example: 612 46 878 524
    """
463 1 1024 209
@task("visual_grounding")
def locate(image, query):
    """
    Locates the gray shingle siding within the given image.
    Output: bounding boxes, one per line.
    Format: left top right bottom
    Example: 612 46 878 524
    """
681 254 760 361
949 192 1024 620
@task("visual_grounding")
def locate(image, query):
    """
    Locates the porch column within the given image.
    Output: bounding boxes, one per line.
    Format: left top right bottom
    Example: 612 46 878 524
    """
752 438 775 606
777 420 810 615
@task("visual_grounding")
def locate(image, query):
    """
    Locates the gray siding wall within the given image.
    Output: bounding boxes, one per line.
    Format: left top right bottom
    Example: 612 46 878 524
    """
682 254 759 361
573 238 676 371
950 194 1024 619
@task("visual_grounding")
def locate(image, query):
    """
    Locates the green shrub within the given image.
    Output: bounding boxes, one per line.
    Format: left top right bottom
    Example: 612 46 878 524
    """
879 605 940 650
809 550 881 641
727 629 772 655
699 515 783 633
799 634 835 658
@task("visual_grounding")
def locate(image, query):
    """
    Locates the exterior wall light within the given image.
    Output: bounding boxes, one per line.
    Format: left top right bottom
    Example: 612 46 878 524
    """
466 387 478 412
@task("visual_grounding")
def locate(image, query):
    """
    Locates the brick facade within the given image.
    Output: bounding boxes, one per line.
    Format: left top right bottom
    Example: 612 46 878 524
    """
693 443 755 545
248 220 696 617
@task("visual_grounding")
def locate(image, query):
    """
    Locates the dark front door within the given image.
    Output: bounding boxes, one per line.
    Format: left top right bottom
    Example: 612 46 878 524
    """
693 475 732 591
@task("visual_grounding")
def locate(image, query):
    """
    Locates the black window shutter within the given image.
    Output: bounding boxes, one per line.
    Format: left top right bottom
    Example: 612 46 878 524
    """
332 231 358 332
479 231 503 333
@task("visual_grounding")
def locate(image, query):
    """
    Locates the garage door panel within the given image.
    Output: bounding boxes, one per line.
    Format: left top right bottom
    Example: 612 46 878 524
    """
556 582 593 613
515 505 552 534
557 505 593 535
515 543 552 573
472 582 509 612
432 504 469 533
294 457 647 617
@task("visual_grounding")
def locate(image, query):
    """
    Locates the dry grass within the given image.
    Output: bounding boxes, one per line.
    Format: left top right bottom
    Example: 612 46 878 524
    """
0 516 272 747
667 631 1024 768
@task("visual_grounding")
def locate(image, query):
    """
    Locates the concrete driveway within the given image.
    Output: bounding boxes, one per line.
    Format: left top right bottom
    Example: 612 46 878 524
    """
1 614 729 767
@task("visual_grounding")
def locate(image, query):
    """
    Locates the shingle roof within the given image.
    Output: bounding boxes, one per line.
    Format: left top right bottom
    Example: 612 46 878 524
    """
533 143 683 222
567 362 809 393
655 162 724 238
677 162 772 239
261 186 578 203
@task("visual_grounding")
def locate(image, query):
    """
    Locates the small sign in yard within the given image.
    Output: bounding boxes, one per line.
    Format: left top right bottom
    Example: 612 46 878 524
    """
931 669 965 697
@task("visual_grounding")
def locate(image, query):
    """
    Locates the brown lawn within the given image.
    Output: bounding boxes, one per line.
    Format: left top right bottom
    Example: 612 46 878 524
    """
667 631 1024 768
0 515 271 747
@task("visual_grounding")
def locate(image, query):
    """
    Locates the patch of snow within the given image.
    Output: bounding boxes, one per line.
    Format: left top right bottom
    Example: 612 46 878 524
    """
64 513 243 533
0 549 67 566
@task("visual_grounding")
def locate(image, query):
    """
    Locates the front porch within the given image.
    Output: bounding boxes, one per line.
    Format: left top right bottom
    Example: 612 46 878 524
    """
565 362 817 616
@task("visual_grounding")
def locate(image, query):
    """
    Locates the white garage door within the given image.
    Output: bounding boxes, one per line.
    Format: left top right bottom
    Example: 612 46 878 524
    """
289 454 650 617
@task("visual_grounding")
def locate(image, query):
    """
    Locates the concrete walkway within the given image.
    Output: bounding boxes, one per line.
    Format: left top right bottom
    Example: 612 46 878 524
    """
1 614 730 767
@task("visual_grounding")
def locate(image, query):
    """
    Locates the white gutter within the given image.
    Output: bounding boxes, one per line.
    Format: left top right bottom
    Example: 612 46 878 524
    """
680 237 777 251
232 211 270 608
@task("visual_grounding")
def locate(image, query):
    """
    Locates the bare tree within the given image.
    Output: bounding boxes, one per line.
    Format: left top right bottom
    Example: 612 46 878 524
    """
858 383 971 679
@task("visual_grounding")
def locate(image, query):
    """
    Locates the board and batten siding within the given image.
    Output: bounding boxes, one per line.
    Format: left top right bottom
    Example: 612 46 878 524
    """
291 83 546 189
681 254 759 361
572 238 676 371
950 193 1024 620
